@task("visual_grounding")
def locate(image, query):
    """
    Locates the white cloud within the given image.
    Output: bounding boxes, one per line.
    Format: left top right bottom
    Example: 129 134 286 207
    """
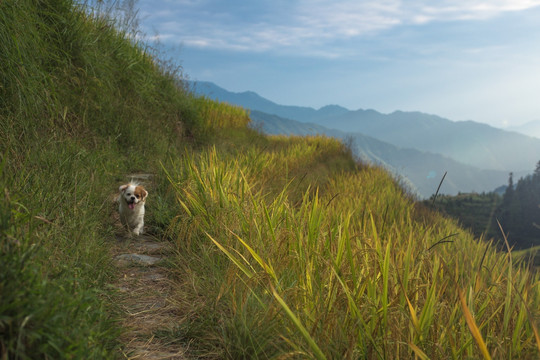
138 0 540 55
296 0 540 37
406 0 540 21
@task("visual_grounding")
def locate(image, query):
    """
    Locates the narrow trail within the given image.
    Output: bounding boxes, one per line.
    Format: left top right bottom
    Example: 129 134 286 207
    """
111 174 187 359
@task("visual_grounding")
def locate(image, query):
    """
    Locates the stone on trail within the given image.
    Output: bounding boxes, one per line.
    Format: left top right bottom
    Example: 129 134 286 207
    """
115 253 162 266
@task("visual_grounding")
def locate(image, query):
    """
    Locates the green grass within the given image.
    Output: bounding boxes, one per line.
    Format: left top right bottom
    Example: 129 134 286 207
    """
0 143 120 358
0 0 201 357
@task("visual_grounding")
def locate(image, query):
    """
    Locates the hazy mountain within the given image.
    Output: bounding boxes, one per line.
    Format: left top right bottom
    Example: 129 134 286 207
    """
189 81 349 122
191 81 540 173
251 111 521 198
190 81 536 196
507 120 540 139
311 110 540 172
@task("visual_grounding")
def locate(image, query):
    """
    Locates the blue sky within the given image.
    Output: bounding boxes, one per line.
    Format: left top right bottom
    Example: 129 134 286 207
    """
135 0 540 127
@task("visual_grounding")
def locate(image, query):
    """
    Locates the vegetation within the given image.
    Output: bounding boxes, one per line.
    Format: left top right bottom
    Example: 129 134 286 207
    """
498 167 540 249
164 103 540 358
0 0 199 357
426 192 502 242
427 165 540 250
1 0 539 359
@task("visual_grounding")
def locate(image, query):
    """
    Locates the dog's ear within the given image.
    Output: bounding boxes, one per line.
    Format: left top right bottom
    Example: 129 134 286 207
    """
141 188 148 201
119 184 129 192
134 185 148 201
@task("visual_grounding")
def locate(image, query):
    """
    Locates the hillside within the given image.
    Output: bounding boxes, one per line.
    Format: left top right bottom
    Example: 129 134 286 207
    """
2 1 539 359
167 118 540 358
315 110 540 172
1 0 201 357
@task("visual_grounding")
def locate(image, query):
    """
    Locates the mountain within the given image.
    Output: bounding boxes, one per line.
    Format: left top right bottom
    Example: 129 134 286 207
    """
189 81 349 122
507 120 540 139
251 111 522 198
191 81 537 197
190 81 540 173
311 110 540 172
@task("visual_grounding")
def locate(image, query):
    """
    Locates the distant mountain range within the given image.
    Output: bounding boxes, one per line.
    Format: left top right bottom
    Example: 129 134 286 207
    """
189 81 536 198
508 120 540 139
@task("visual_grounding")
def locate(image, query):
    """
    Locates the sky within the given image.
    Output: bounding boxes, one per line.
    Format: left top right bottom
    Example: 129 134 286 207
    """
134 0 540 128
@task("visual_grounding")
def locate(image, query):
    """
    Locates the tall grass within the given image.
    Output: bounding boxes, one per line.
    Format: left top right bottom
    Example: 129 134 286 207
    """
166 133 540 359
0 0 201 357
193 96 251 130
0 143 121 358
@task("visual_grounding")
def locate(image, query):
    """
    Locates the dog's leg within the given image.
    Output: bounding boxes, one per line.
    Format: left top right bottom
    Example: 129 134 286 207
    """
133 221 143 236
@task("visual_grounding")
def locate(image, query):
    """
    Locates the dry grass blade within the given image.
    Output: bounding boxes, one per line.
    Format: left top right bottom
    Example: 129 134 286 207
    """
458 289 492 360
271 287 327 360
496 219 513 255
510 281 540 354
427 233 458 251
228 229 279 285
431 171 447 206
205 231 254 278
408 342 430 360
405 293 420 335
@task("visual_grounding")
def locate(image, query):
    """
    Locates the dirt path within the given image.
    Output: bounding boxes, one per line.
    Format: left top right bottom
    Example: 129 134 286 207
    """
111 175 187 359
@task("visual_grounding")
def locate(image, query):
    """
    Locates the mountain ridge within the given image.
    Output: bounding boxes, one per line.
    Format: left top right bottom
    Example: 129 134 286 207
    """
250 110 526 198
507 119 540 138
313 109 540 171
190 81 352 122
190 80 540 171
190 80 537 196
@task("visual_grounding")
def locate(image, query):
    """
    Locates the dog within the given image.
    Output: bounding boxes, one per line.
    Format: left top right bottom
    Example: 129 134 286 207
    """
118 183 148 236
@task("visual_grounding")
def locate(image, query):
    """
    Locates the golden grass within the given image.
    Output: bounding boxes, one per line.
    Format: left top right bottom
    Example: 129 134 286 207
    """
163 104 540 359
194 96 251 129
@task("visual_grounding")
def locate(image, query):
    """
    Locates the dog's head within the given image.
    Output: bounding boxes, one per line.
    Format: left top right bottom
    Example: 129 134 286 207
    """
119 183 148 209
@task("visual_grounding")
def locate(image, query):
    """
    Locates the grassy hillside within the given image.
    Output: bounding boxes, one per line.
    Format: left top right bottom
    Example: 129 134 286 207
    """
0 0 201 357
1 1 539 359
164 114 540 359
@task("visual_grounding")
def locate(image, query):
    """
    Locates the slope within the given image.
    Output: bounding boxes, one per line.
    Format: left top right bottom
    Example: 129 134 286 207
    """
0 0 202 357
508 119 540 139
190 80 350 122
162 106 540 359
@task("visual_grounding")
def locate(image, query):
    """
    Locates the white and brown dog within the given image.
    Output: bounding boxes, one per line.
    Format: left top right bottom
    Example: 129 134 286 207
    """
118 183 148 236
